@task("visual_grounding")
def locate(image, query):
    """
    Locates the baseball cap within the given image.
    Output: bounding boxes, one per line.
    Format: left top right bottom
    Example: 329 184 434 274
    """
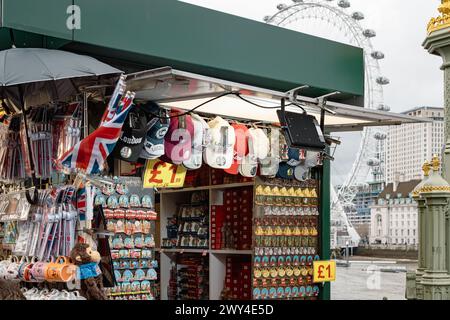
286 148 306 167
113 106 148 163
161 109 194 165
204 117 235 169
239 128 259 178
140 101 170 160
276 162 295 180
225 124 249 175
260 128 280 177
183 114 208 170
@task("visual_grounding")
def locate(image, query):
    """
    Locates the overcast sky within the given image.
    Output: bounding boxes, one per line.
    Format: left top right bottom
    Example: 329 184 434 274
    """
181 0 444 184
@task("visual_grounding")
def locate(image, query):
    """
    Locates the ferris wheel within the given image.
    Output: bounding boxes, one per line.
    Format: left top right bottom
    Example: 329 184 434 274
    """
264 0 390 246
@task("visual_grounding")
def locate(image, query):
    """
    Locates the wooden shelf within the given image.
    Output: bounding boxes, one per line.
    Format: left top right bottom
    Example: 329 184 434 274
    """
210 250 253 255
158 182 254 194
157 248 208 254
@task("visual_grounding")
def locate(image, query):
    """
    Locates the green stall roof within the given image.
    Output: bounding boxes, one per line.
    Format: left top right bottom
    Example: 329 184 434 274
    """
1 0 364 105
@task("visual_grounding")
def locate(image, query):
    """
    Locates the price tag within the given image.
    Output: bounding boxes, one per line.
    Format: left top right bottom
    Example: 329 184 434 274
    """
313 260 336 283
143 159 187 188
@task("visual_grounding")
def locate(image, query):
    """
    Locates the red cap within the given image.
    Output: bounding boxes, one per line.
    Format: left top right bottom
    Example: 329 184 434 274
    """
225 124 249 175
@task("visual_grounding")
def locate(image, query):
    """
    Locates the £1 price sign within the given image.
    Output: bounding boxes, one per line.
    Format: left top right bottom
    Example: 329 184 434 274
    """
143 159 187 188
313 260 336 283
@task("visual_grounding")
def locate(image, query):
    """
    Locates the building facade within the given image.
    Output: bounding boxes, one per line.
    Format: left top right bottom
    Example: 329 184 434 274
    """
385 107 444 184
347 182 384 243
369 180 421 248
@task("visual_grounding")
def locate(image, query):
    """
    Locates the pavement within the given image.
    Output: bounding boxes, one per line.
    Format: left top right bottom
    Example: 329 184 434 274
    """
331 256 418 300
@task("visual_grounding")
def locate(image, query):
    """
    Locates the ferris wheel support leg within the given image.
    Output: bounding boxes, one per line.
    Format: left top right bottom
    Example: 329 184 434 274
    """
319 145 331 301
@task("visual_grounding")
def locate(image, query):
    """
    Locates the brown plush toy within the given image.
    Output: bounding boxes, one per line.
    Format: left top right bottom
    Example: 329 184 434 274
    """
70 243 107 300
0 279 26 300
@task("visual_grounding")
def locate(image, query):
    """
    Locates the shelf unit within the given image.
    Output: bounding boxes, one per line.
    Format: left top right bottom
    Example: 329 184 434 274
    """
158 181 255 300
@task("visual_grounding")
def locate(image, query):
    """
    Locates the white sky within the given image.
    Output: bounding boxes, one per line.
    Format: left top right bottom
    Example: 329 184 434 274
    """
181 0 445 184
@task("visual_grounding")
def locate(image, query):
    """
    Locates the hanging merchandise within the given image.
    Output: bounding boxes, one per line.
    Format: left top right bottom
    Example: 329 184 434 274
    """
57 77 135 174
0 116 26 183
113 106 149 163
182 114 209 170
53 102 83 161
224 123 249 176
204 116 235 170
161 109 194 165
28 106 53 179
139 101 170 160
260 127 281 177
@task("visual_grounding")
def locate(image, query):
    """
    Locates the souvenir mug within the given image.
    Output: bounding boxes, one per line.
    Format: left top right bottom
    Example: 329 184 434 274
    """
30 261 49 282
46 256 75 282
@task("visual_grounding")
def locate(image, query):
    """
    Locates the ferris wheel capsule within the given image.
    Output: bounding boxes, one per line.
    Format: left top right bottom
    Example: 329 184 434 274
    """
263 15 271 22
374 132 387 140
377 104 391 112
376 77 390 85
277 3 288 10
351 12 364 20
363 29 376 38
371 51 385 60
338 0 351 8
367 158 381 167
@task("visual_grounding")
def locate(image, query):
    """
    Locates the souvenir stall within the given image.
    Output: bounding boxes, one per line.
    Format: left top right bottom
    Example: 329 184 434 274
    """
0 48 142 300
0 0 423 301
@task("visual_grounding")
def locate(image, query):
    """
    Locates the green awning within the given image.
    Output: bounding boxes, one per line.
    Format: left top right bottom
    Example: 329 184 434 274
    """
1 0 364 105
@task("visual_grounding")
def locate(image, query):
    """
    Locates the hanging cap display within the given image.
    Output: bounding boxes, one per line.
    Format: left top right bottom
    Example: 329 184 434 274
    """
253 128 270 161
161 109 194 165
183 114 208 170
286 148 306 167
239 128 259 178
224 123 249 175
140 101 170 160
276 162 295 180
113 106 148 163
204 116 235 169
260 128 281 177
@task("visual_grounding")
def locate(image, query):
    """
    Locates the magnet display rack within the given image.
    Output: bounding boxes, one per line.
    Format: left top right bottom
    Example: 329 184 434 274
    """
157 167 322 300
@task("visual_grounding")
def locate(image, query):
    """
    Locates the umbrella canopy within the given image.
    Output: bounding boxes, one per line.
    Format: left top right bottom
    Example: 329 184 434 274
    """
0 48 123 111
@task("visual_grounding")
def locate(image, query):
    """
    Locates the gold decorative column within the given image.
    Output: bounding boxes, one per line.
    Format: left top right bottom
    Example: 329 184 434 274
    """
424 1 450 182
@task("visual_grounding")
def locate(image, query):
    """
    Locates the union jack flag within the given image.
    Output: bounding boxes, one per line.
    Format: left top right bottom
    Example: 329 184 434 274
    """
56 79 135 174
77 187 87 220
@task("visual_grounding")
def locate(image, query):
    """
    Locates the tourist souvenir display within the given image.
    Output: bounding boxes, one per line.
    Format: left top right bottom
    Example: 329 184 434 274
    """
0 71 326 301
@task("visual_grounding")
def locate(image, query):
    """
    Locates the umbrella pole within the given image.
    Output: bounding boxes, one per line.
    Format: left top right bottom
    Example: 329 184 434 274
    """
18 87 38 204
83 91 88 139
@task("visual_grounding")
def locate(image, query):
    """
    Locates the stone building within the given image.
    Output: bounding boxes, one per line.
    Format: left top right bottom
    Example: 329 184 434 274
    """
369 180 421 248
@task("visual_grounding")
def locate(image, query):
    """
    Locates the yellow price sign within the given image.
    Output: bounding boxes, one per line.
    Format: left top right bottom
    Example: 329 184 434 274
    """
313 260 336 283
143 159 187 188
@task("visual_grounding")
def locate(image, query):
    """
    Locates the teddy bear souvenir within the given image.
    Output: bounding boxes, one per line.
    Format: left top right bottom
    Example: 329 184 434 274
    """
70 243 107 300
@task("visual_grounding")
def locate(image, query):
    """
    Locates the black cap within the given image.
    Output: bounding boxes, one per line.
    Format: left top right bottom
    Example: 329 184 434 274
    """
113 106 148 162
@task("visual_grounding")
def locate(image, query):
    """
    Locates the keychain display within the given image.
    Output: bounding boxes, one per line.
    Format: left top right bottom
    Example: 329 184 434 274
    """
252 177 320 300
101 177 158 300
